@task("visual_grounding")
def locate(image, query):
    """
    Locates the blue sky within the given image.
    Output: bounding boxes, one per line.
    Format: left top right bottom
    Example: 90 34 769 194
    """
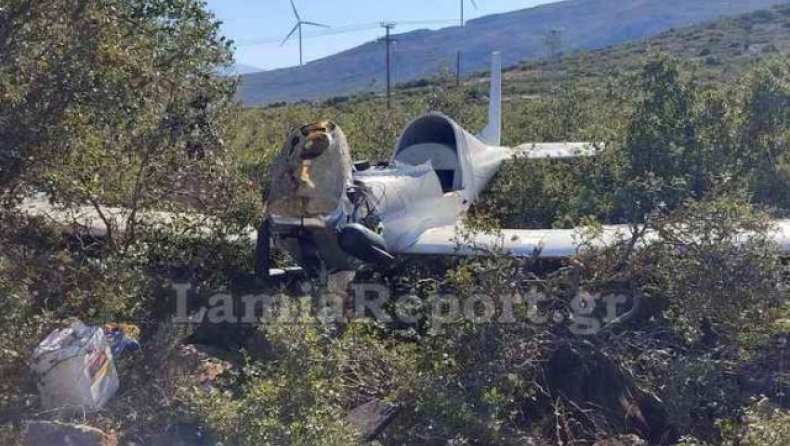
206 0 560 71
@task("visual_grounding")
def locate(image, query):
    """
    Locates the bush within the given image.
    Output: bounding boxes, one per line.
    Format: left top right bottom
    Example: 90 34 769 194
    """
705 55 722 66
190 321 418 446
740 400 790 446
648 199 782 342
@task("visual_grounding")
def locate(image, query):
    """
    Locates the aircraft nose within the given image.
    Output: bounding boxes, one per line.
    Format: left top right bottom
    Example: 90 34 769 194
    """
300 132 331 160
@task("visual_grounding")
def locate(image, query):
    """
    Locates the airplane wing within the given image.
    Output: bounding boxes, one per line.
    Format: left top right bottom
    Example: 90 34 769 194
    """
400 220 790 258
512 142 600 160
19 194 256 241
399 224 647 258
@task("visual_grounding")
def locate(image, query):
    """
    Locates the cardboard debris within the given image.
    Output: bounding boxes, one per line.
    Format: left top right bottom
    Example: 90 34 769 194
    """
30 321 119 411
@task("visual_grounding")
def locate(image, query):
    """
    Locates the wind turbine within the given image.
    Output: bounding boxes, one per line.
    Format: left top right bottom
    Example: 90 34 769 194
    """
281 0 329 66
460 0 478 27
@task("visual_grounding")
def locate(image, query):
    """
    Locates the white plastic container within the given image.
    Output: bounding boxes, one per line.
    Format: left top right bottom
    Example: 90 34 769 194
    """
31 321 119 411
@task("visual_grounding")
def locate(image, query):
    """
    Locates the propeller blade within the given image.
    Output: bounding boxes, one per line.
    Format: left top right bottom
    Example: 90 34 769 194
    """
289 0 301 21
280 23 299 46
301 21 330 28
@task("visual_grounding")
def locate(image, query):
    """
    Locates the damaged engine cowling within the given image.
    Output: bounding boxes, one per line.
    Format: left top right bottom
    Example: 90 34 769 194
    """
260 120 392 277
267 120 354 218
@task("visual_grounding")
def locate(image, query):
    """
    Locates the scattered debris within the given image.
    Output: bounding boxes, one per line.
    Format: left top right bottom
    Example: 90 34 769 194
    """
169 345 234 392
513 437 547 446
346 399 399 442
593 434 648 446
30 321 119 411
104 324 141 361
24 420 117 446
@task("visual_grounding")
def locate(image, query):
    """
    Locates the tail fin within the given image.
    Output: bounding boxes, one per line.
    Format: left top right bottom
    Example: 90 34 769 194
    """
479 51 502 147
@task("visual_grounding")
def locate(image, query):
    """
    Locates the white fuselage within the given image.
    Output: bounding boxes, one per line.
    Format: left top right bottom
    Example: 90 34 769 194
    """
352 112 514 254
353 163 467 253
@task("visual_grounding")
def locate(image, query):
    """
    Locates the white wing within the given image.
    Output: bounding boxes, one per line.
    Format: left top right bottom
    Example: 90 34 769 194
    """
400 224 645 257
400 220 790 257
512 142 600 160
19 194 256 241
774 221 790 252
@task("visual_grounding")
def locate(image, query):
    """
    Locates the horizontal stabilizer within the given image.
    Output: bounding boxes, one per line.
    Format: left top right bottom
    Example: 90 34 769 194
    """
513 142 600 160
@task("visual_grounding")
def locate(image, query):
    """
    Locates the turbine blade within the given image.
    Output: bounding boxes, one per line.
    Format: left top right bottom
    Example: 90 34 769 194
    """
302 21 330 28
469 0 478 10
289 0 301 21
280 23 299 46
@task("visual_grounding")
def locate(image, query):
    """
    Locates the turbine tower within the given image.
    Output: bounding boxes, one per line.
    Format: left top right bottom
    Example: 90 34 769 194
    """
281 0 329 66
460 0 478 27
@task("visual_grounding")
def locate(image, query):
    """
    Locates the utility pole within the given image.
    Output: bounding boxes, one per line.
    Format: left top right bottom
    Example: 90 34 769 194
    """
458 0 477 88
456 51 461 87
379 22 397 109
545 28 564 63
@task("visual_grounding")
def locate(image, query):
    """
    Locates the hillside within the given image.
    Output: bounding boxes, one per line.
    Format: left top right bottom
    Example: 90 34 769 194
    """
231 63 264 75
502 2 790 95
238 0 784 105
218 63 264 76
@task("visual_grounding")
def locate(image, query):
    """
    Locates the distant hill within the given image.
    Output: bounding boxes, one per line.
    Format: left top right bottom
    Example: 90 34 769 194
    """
222 64 263 76
238 0 785 105
502 2 790 95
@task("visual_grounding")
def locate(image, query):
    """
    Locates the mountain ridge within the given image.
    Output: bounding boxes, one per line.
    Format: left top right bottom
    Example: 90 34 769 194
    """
238 0 786 105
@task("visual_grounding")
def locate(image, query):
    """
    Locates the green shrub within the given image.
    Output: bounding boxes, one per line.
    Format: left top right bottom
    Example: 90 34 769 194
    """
740 400 790 446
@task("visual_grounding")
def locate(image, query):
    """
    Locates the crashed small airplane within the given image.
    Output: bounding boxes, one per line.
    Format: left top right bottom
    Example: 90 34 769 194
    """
20 52 790 282
259 52 619 279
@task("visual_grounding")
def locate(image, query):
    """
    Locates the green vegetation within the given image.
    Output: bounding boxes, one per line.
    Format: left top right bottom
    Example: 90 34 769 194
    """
382 3 790 101
4 1 790 445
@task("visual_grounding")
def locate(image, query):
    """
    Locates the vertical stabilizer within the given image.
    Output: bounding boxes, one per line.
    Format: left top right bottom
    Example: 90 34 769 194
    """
479 51 502 147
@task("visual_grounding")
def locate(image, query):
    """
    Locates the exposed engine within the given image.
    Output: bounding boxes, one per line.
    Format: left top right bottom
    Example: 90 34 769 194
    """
261 120 392 278
266 120 353 219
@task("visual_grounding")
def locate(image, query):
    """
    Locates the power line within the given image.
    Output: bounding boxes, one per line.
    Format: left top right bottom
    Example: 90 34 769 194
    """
242 71 375 88
238 51 471 103
236 19 456 47
239 23 380 46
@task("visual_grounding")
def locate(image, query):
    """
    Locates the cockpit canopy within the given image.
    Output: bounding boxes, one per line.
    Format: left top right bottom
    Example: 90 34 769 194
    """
394 114 463 193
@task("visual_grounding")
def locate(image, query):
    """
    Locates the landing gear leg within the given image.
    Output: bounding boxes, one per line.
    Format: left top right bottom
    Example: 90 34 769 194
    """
326 270 356 322
255 218 271 282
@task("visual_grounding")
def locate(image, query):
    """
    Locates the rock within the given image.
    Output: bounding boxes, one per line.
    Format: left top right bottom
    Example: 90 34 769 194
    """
594 435 648 446
24 421 117 446
346 399 399 441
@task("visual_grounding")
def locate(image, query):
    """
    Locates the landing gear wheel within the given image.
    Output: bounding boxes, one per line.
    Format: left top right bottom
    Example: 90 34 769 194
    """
255 218 272 282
